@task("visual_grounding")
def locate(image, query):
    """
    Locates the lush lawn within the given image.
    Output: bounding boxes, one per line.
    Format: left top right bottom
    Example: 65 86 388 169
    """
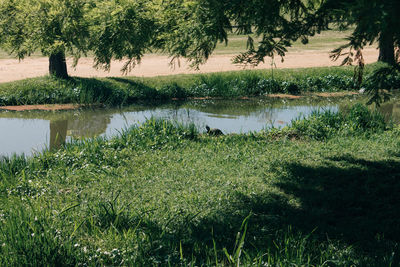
1 106 399 266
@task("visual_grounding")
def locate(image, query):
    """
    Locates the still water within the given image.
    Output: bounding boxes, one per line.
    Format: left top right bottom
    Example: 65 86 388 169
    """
0 96 398 157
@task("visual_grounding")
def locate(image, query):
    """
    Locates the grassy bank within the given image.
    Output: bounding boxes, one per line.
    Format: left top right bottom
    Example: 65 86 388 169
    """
2 63 399 106
1 105 399 265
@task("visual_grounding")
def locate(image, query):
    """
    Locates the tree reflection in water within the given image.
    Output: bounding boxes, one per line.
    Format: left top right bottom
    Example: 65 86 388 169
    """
49 120 68 150
379 102 400 124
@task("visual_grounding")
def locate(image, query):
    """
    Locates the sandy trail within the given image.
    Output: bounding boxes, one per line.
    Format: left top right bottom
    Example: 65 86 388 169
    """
0 48 379 83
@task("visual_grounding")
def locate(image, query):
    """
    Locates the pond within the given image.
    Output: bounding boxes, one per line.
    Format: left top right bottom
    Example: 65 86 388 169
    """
1 95 399 157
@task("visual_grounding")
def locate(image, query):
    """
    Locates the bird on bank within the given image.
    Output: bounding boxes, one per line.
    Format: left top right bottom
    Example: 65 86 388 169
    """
206 125 224 136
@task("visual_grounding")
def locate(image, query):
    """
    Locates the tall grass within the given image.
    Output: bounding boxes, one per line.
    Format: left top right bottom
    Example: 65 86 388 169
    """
1 106 400 266
285 104 388 140
1 64 397 106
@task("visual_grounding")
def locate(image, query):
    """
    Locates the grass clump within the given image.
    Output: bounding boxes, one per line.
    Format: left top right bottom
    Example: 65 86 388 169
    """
0 204 82 266
1 107 400 266
285 104 388 140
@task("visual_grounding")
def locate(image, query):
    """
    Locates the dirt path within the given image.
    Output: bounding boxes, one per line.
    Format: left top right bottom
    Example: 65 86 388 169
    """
0 48 379 83
0 104 82 111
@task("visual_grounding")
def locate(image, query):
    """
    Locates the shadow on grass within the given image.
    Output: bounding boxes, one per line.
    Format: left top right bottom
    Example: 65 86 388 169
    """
172 154 400 263
70 77 122 104
69 77 162 105
107 77 160 101
72 152 400 265
272 155 400 243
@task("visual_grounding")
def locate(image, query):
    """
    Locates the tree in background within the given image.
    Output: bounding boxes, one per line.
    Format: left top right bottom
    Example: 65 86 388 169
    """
0 0 157 79
316 0 400 104
0 0 91 79
155 0 318 68
316 0 400 65
158 0 400 69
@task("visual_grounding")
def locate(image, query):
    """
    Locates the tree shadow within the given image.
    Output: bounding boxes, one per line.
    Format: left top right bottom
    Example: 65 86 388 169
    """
182 154 400 262
272 155 400 244
107 77 144 87
69 77 163 104
88 154 400 264
107 77 160 101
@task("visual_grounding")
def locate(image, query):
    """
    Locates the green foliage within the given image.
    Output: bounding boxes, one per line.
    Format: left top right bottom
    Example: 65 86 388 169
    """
289 109 344 140
345 104 388 132
159 83 188 99
154 0 230 68
0 0 158 77
88 0 156 73
0 0 90 61
289 104 388 140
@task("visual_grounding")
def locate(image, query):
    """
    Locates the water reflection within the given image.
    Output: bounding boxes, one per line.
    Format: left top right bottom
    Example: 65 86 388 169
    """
379 102 400 123
2 95 395 157
49 120 68 150
67 112 111 138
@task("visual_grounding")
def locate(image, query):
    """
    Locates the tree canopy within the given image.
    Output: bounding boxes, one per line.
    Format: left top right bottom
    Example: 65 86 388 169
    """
0 0 91 78
88 0 156 73
0 0 399 84
158 0 399 68
155 0 320 68
0 0 157 78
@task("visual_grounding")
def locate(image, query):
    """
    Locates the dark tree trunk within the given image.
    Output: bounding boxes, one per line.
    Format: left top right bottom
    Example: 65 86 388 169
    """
378 30 395 65
49 51 68 79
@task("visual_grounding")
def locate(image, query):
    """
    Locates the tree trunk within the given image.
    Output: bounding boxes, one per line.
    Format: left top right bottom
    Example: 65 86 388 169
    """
378 30 395 65
49 51 68 79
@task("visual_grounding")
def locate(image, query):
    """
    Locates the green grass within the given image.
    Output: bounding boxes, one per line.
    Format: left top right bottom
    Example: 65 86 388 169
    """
1 106 399 266
2 64 394 106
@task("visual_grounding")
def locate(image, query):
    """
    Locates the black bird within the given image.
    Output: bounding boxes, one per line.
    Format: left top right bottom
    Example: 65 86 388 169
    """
206 125 224 136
